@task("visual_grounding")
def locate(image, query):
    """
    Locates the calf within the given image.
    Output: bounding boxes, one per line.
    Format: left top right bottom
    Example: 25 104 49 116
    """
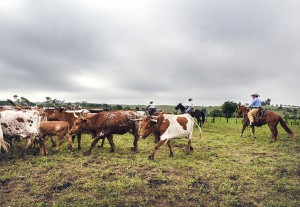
47 108 89 149
69 110 140 155
139 113 202 160
38 121 74 156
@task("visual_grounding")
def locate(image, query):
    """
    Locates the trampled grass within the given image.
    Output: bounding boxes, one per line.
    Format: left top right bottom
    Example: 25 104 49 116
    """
1 118 299 207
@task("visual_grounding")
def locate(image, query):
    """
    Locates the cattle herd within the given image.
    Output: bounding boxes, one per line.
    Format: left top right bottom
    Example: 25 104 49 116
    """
0 104 202 160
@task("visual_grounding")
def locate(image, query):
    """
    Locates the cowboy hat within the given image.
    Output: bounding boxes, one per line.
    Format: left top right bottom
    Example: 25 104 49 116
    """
250 93 260 97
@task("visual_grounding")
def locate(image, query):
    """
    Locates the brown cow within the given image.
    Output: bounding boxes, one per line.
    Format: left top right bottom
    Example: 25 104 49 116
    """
69 110 140 155
38 121 74 156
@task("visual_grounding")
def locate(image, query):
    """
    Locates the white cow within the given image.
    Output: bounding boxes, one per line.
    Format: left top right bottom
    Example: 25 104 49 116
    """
0 109 42 149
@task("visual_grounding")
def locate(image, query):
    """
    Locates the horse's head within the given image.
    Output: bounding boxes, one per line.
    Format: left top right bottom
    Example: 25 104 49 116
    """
175 103 183 111
237 105 248 116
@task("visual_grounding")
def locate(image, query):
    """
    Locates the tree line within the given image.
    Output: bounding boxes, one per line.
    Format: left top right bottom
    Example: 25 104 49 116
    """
0 95 298 120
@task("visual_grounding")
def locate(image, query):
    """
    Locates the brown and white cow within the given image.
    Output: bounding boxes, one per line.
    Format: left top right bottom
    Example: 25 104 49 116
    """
37 121 74 156
47 108 89 149
69 110 140 155
139 113 202 160
0 109 42 150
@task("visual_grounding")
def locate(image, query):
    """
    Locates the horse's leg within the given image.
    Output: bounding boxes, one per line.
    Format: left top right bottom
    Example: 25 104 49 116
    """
197 117 201 127
240 123 247 137
268 124 278 142
251 125 256 139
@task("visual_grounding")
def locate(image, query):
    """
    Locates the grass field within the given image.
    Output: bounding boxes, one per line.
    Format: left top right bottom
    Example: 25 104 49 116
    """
1 117 299 207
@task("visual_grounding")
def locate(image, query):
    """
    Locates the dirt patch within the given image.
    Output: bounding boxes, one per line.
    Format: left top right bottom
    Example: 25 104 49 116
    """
52 182 72 192
148 178 170 188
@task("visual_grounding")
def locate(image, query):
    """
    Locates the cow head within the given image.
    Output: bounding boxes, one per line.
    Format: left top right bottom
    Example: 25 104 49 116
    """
69 113 88 135
47 108 64 120
140 112 169 139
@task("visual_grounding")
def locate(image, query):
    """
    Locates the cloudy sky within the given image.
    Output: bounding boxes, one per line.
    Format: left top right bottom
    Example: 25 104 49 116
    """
0 0 299 107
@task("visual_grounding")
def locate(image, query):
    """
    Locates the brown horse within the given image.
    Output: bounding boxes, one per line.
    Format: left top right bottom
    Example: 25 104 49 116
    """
236 105 296 141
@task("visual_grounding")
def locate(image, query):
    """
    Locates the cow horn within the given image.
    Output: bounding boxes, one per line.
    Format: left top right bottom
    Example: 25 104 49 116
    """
73 112 79 118
150 119 158 123
129 117 145 121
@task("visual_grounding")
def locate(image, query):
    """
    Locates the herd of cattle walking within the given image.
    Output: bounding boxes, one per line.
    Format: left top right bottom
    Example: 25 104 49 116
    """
0 104 202 160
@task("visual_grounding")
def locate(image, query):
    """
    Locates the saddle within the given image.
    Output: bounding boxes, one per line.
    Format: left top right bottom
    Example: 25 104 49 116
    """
254 108 267 125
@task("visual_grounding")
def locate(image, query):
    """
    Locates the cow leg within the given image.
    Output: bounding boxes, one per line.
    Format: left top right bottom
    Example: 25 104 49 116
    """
66 134 74 151
83 136 103 156
38 138 47 156
54 136 65 152
77 134 82 150
98 138 106 148
166 140 173 157
131 132 139 152
26 137 33 149
106 135 115 153
149 139 166 160
49 135 57 147
188 139 194 151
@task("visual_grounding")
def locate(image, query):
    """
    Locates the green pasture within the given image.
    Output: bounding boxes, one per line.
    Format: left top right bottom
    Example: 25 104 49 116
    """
1 118 299 207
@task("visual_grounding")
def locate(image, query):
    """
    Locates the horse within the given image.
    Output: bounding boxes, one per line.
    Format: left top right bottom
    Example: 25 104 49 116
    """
175 103 205 127
236 105 296 142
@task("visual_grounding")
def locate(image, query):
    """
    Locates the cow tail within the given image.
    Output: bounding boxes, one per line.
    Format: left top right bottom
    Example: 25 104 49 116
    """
279 117 296 140
0 133 9 153
193 119 202 140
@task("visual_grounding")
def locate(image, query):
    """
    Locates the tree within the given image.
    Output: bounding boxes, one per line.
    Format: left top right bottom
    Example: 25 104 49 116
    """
221 101 238 118
262 98 271 106
209 109 224 117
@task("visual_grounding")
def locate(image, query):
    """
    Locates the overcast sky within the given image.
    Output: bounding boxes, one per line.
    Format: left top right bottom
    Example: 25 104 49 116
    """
0 0 299 107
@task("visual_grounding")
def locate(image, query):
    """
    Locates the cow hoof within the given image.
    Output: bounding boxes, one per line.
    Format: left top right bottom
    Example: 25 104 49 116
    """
97 145 103 148
83 151 91 156
169 154 174 158
109 148 115 153
148 155 154 160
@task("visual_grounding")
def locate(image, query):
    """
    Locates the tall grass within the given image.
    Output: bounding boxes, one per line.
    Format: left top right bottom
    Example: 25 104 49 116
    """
1 118 299 207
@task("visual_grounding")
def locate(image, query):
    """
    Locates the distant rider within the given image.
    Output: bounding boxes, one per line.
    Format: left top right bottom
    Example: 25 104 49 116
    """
185 98 194 114
247 93 262 125
147 101 156 116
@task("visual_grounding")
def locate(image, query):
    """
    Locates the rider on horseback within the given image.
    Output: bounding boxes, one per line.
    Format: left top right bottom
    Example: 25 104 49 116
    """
146 101 156 116
185 98 194 114
247 93 262 125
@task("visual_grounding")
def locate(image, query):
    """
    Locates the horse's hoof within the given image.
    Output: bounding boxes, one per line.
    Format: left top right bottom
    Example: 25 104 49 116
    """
148 155 154 160
130 147 138 152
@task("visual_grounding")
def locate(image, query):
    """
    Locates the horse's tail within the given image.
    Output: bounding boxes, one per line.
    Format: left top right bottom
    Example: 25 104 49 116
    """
279 117 296 140
193 118 203 140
